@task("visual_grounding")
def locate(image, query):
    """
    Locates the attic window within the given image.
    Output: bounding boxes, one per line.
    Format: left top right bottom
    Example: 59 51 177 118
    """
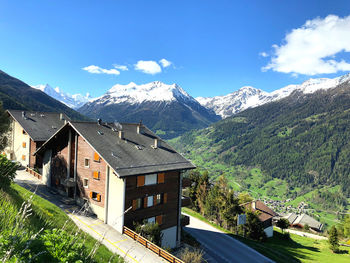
22 129 26 135
111 152 118 158
97 131 103 135
93 152 100 162
134 145 143 150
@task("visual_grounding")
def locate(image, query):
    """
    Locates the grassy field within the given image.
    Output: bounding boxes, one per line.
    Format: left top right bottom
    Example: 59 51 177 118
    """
182 208 350 263
1 183 123 262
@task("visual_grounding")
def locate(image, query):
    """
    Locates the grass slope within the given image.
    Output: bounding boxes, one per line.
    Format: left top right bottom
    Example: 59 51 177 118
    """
2 183 122 262
183 208 350 263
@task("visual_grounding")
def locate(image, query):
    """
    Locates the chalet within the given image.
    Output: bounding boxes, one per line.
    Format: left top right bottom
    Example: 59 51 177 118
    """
284 213 323 232
35 120 195 248
242 200 277 237
4 110 67 169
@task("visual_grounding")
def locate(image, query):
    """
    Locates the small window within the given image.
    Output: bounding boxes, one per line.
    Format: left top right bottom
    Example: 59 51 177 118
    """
83 179 89 188
84 158 90 168
147 217 155 224
89 191 101 202
93 152 100 162
157 173 165 184
132 198 143 210
156 215 163 225
155 194 162 205
137 175 145 187
93 171 100 180
21 155 26 161
22 142 26 148
145 174 157 185
22 129 26 135
147 196 153 207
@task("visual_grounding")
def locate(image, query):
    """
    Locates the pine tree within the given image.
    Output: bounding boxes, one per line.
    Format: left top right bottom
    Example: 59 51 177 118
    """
0 103 9 151
328 225 339 253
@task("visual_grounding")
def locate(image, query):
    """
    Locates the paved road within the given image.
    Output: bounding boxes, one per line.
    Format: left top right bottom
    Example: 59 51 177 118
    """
15 169 168 263
183 213 274 263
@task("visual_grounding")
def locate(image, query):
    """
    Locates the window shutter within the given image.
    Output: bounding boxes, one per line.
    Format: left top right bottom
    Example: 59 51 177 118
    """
157 173 165 184
22 155 26 161
93 171 100 179
156 215 163 225
132 200 137 210
93 152 100 162
143 197 148 208
22 142 26 148
163 193 167 204
89 192 93 199
153 195 157 206
97 193 101 202
137 175 145 187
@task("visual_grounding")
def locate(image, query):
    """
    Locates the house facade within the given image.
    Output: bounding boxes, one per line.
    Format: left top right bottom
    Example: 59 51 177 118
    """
35 120 195 248
5 110 67 169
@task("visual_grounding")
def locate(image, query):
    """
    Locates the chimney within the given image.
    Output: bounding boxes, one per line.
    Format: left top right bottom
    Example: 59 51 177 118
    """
119 130 124 140
154 138 160 148
97 118 102 125
60 113 64 120
137 124 143 134
22 111 26 119
252 201 256 210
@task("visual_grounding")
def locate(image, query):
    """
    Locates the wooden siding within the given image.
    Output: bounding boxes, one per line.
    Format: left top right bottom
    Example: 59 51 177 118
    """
29 140 43 169
124 171 180 230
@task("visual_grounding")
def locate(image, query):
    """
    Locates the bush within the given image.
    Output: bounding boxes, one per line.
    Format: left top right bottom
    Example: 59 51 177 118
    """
276 218 289 233
180 247 204 263
0 155 19 189
134 221 163 246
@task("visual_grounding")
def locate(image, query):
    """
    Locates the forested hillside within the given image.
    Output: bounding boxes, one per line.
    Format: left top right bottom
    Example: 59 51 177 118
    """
0 70 89 121
171 80 350 218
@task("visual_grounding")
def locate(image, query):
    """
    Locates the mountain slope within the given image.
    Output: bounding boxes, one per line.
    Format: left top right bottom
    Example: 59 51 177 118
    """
78 81 220 139
197 74 350 118
172 78 350 208
0 70 89 120
32 84 92 109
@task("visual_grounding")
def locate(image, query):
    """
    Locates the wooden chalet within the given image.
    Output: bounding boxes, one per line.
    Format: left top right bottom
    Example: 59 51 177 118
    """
35 120 195 248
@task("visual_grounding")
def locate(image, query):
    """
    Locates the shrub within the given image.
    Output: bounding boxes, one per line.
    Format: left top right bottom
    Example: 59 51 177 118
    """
0 155 19 189
328 225 339 253
304 224 310 231
276 218 289 233
180 247 204 263
134 221 163 246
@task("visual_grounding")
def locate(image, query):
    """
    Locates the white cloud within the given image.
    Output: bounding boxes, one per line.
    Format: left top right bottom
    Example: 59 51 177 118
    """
263 15 350 75
113 64 128 71
82 65 120 75
134 60 162 74
159 58 172 68
259 52 268 57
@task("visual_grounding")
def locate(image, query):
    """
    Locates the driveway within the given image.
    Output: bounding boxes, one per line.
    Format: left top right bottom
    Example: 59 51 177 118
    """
15 169 168 263
183 213 274 263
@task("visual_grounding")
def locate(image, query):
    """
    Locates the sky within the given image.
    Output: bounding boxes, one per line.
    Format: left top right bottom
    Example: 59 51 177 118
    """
1 0 350 98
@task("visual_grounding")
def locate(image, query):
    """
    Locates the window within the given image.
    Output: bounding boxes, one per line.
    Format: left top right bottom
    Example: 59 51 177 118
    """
132 198 143 210
22 142 26 148
89 191 101 202
147 196 153 207
93 171 100 180
83 179 89 188
137 175 145 187
156 215 163 225
147 217 155 224
145 174 157 185
157 173 165 184
22 129 26 135
84 158 90 168
93 152 100 162
155 194 162 205
21 155 26 161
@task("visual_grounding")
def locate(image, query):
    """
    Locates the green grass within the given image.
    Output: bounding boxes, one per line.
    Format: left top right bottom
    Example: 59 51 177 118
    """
5 183 123 262
182 208 350 263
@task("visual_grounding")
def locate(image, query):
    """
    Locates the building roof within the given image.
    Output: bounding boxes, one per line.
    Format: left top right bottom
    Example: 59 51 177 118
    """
7 110 68 141
284 213 323 231
36 121 196 177
242 200 278 222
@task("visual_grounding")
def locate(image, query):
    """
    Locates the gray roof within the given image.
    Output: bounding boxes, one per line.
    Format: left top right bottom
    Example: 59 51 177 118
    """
284 213 323 230
7 110 68 141
37 121 196 177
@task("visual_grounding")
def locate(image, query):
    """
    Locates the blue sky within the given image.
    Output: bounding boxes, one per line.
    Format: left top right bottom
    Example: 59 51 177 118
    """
1 0 350 98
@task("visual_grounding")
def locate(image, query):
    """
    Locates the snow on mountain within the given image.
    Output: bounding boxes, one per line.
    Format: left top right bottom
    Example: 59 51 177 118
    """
32 84 92 109
91 81 194 105
196 73 350 118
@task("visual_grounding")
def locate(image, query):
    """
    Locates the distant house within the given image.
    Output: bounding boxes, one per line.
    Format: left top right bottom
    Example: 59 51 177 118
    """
4 110 67 169
35 120 195 248
284 213 323 232
242 200 277 237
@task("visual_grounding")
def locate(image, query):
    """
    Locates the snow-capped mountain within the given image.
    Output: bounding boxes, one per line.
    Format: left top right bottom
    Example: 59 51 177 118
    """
196 73 350 118
32 84 92 109
78 81 220 139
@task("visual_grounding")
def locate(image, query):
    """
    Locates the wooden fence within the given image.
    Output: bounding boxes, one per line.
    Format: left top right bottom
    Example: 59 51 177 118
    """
123 226 184 263
25 167 42 180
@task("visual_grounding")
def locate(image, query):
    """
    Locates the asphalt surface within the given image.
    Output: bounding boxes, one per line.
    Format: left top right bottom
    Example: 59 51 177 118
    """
183 213 274 263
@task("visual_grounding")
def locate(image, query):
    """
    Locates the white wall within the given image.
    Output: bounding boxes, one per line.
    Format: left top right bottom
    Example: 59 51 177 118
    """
42 149 52 186
107 170 125 233
161 226 178 249
12 121 30 166
264 226 274 238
